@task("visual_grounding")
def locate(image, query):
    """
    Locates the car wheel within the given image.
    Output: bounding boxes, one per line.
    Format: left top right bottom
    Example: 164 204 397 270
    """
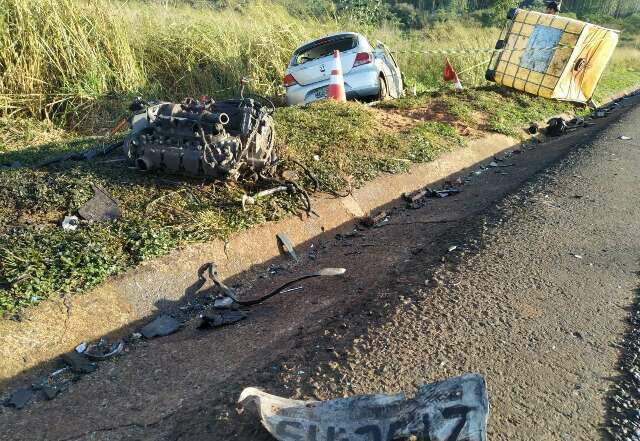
377 76 389 101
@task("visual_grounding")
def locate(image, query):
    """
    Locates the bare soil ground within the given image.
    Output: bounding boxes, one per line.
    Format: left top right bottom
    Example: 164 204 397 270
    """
1 96 639 440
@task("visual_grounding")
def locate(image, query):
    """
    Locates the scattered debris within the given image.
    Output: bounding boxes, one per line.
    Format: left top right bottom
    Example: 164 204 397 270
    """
488 161 499 168
78 183 121 222
572 254 584 259
234 268 346 307
61 352 97 374
61 215 79 231
238 373 488 441
277 232 299 261
429 187 461 198
448 245 458 253
402 189 428 204
546 117 567 137
42 385 60 401
140 315 181 338
618 135 632 140
214 296 236 309
200 262 239 300
75 342 87 353
198 309 247 329
83 339 125 361
6 388 33 409
362 211 388 228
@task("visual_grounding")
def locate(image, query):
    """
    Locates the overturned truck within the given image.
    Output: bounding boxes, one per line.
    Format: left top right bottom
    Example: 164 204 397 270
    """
124 96 276 179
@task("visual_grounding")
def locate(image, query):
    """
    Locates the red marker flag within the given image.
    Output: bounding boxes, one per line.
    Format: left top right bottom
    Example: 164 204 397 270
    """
443 58 459 82
443 58 464 91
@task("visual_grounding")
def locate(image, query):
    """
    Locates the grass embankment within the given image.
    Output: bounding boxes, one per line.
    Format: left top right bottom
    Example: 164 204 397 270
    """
0 87 575 313
0 0 639 313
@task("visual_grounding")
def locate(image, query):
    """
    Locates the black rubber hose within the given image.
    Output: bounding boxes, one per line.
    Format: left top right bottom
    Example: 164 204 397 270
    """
236 274 320 306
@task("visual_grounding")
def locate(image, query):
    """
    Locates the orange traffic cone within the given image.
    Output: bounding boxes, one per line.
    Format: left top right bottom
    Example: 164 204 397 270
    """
328 50 347 102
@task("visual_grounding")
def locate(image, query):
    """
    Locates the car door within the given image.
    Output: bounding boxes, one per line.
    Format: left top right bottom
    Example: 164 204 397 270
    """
381 46 403 97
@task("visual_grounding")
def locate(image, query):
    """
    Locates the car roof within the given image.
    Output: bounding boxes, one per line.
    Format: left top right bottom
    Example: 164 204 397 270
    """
294 32 365 52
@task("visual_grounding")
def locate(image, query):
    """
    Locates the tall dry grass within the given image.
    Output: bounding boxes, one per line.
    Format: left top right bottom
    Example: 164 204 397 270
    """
0 0 637 122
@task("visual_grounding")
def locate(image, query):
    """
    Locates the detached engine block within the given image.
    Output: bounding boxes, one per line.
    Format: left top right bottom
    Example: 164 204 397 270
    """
125 96 275 179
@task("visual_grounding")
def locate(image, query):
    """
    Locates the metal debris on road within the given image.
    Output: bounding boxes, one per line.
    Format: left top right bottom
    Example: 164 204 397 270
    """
214 296 236 309
448 245 458 252
140 315 181 338
546 117 567 137
362 211 388 228
618 136 632 140
238 373 488 441
61 215 79 231
198 309 247 329
277 232 299 261
42 386 60 401
75 342 87 353
84 339 125 361
572 254 584 259
61 352 97 374
429 187 461 198
78 183 121 222
235 268 346 307
6 388 33 410
402 189 428 203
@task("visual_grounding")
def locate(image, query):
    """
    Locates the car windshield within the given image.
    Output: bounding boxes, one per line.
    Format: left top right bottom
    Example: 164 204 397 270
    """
293 35 358 66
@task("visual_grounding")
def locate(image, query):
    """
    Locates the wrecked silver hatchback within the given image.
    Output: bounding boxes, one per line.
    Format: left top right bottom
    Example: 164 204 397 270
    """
124 95 276 179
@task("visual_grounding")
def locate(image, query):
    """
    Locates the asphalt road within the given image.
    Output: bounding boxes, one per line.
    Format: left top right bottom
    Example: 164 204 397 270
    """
1 95 639 440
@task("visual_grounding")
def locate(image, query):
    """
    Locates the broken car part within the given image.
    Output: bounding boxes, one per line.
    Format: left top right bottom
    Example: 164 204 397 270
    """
546 117 567 137
124 95 275 180
277 232 299 261
78 183 121 222
61 352 97 374
362 211 388 228
83 339 125 361
235 267 346 307
140 315 181 338
6 388 34 410
198 310 247 329
238 373 488 441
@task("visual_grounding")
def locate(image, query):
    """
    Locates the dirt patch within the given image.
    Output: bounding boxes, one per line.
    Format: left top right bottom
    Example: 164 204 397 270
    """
375 100 480 138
